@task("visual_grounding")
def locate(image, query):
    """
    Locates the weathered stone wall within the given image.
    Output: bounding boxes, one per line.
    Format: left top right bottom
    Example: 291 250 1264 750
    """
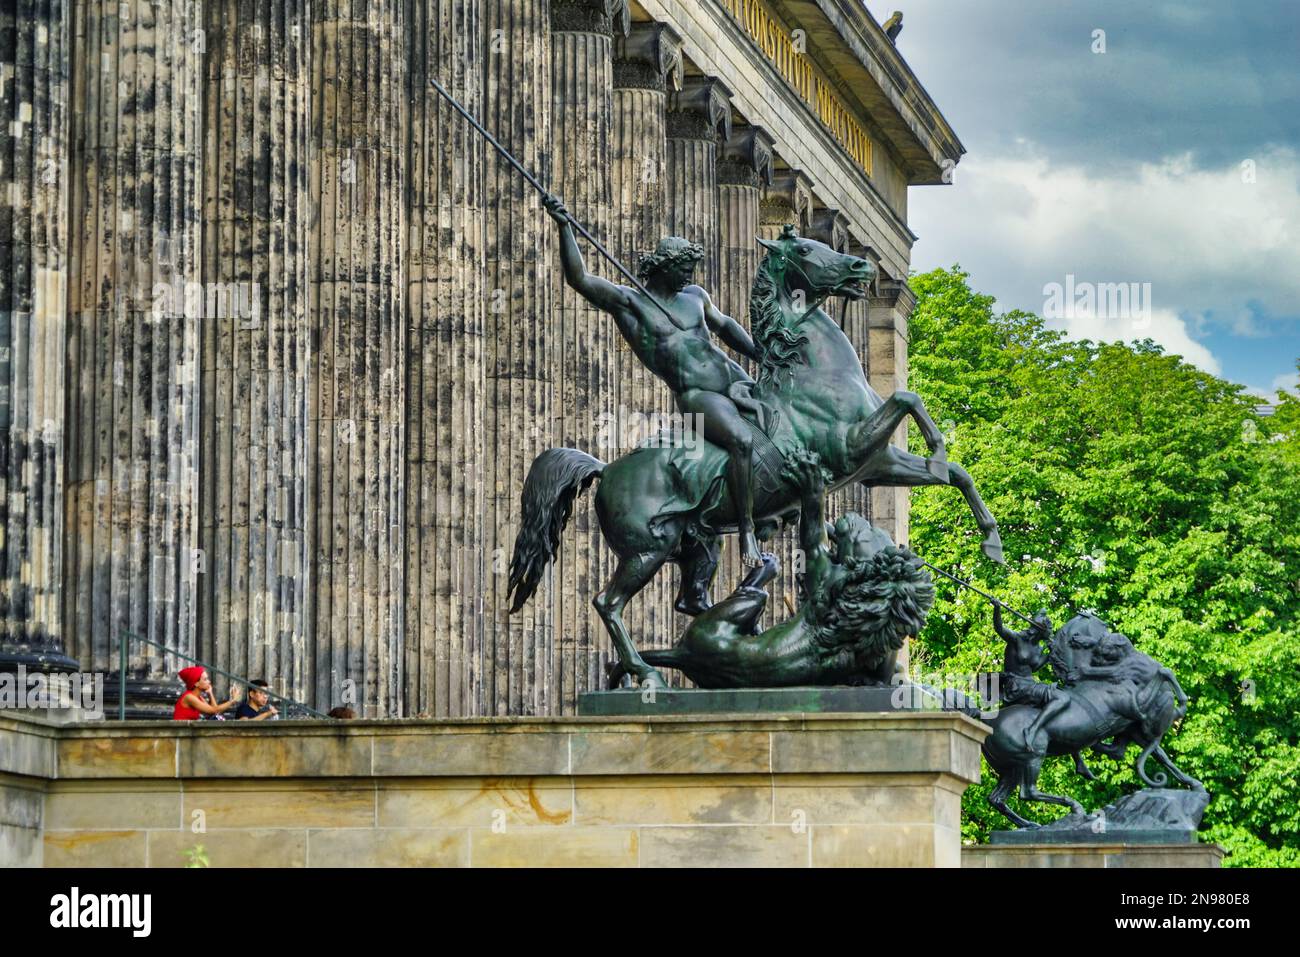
1 0 927 717
3 710 986 868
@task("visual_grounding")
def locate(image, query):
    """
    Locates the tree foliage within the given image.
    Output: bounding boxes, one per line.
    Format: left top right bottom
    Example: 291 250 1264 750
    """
905 267 1300 867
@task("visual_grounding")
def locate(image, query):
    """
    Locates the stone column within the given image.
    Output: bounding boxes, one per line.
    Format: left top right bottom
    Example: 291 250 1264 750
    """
199 1 312 701
0 0 78 675
712 123 772 619
311 1 407 716
610 21 680 669
716 125 772 318
665 76 730 291
403 0 487 718
753 168 812 628
64 0 204 709
550 0 627 713
868 278 917 548
840 233 877 523
809 207 870 524
482 0 553 717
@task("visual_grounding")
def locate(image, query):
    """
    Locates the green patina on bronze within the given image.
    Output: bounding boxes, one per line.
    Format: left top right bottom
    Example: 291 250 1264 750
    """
509 213 1004 689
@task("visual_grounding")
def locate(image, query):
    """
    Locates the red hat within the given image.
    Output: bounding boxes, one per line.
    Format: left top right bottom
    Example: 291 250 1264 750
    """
179 666 205 688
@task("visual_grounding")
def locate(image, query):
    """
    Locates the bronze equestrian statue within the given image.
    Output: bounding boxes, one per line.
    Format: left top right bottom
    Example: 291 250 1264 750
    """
508 215 1003 689
984 612 1202 829
606 448 934 688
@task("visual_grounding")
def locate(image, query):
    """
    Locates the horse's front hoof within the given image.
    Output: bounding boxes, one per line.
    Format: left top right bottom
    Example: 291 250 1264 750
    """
674 596 711 616
638 669 669 690
981 530 1005 564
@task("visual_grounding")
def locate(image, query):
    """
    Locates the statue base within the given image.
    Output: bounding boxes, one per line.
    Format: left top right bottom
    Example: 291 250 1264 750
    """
989 787 1211 846
577 683 978 716
965 843 1223 868
4 709 988 868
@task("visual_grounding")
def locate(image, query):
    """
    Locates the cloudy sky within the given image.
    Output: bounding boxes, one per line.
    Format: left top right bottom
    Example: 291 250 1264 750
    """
892 0 1300 398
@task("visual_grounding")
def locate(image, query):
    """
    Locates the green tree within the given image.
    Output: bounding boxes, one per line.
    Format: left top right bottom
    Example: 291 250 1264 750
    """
905 267 1300 867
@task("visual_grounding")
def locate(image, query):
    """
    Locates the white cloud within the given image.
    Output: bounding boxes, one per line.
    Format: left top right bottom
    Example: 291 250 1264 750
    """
1055 309 1221 375
909 144 1300 381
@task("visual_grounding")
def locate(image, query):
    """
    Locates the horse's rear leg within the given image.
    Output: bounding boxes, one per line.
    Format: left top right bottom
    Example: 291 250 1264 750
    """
989 770 1036 829
1020 756 1086 817
594 552 670 688
674 534 720 616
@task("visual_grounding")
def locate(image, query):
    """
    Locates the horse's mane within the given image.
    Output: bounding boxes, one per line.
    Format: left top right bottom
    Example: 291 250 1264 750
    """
749 254 808 384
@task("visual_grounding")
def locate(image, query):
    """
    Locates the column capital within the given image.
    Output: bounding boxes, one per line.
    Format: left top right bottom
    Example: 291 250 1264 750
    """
761 168 814 232
868 279 917 329
807 206 850 252
614 21 682 91
718 125 774 187
666 75 732 141
552 0 630 37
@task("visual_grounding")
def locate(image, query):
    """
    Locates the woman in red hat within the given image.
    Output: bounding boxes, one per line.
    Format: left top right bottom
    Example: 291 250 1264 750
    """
173 666 242 720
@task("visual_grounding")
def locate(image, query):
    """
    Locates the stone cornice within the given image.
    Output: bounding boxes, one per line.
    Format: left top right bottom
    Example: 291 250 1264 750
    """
776 0 964 183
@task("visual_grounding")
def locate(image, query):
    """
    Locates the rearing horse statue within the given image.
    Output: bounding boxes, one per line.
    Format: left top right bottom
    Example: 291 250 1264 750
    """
508 226 1003 687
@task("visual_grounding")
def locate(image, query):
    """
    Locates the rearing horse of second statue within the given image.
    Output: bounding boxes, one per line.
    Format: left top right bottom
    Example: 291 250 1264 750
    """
508 223 1004 688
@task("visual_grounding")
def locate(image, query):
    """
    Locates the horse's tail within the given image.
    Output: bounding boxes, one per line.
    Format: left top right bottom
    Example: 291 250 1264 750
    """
1135 739 1169 787
507 448 605 613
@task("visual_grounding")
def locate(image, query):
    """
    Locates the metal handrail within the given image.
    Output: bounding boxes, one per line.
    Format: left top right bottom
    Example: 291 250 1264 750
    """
116 630 331 721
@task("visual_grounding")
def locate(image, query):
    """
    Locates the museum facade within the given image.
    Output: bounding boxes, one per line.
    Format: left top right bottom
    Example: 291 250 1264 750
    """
0 0 962 717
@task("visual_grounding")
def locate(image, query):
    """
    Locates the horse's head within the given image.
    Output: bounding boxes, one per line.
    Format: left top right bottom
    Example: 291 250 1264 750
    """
756 224 874 304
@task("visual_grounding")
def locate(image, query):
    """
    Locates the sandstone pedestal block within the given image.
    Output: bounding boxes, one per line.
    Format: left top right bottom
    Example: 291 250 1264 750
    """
963 843 1223 868
1 709 985 867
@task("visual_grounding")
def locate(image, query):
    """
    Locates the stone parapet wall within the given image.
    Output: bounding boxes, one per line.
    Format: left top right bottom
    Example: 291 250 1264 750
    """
1 710 985 867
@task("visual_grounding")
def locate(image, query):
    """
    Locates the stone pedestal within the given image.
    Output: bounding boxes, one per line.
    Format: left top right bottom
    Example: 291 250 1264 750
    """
963 843 1223 868
2 709 986 868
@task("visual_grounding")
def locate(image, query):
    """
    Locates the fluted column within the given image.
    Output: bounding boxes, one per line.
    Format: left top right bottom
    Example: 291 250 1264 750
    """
482 0 553 717
200 1 312 702
665 75 730 291
402 0 486 718
840 234 875 529
716 126 772 318
311 1 407 717
64 0 204 708
550 0 626 713
610 21 679 670
712 124 772 613
0 0 77 674
868 278 917 549
754 168 813 628
809 207 871 525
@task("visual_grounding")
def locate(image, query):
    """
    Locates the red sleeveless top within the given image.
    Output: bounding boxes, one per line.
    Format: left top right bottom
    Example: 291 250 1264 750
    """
173 689 205 720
